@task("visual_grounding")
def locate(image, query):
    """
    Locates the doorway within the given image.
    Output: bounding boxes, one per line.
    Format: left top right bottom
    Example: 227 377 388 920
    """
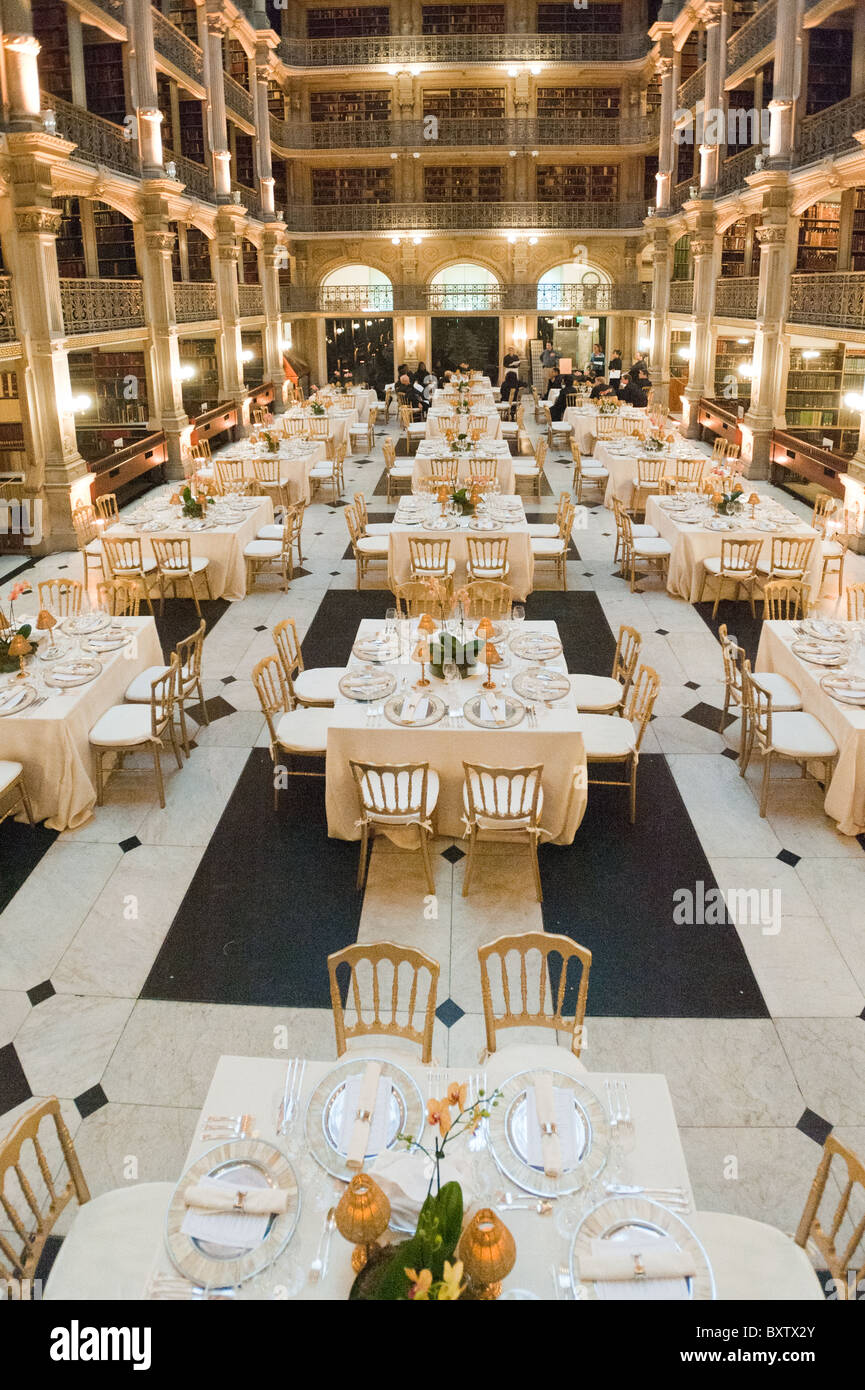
325 316 394 395
431 318 500 382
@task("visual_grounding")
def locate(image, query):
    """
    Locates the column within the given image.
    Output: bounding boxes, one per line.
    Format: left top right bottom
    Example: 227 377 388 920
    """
126 0 164 175
261 223 288 409
648 221 673 408
699 2 725 193
3 24 42 131
253 40 276 219
203 9 232 199
136 187 192 479
682 213 719 436
656 39 675 211
742 176 795 478
213 208 246 409
5 132 90 552
854 0 865 96
768 0 803 164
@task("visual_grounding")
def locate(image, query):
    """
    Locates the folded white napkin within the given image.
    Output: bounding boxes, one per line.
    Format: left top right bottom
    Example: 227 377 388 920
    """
582 1236 694 1301
371 1150 474 1228
533 1073 562 1178
0 687 27 710
183 1181 290 1215
480 691 505 724
401 691 428 723
345 1061 383 1170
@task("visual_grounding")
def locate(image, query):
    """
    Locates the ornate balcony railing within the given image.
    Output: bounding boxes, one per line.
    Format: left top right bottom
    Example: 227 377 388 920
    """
677 63 706 112
669 280 695 313
270 113 659 152
717 145 761 195
669 178 695 211
44 91 138 177
151 7 204 86
87 0 125 22
224 74 254 125
788 272 865 328
796 92 865 167
173 280 217 324
278 32 650 68
715 276 760 317
164 150 214 202
238 282 264 317
231 183 263 219
726 0 777 76
280 282 652 314
60 278 145 334
0 278 16 342
284 201 646 234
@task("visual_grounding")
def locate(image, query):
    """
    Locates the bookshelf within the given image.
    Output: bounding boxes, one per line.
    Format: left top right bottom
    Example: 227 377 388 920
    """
784 345 845 446
645 73 662 119
234 131 255 189
306 7 391 38
805 27 852 116
69 349 150 461
311 167 394 203
644 154 659 202
241 239 260 284
536 3 621 32
82 42 127 129
721 218 759 278
179 99 206 165
32 0 72 102
94 202 138 280
796 200 840 272
310 90 392 123
241 332 264 387
179 338 219 416
227 39 250 90
171 224 212 283
537 87 620 120
536 164 619 201
423 165 503 202
851 189 865 271
714 338 752 407
423 88 505 121
54 197 86 279
839 350 865 454
272 162 288 211
421 6 506 36
672 233 692 282
268 80 286 122
167 0 199 42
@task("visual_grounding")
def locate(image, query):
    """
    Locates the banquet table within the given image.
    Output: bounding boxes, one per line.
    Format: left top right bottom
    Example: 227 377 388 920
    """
426 409 502 441
755 620 865 836
326 618 585 843
0 616 164 829
644 494 822 604
597 438 702 509
387 497 534 600
200 440 325 505
564 406 647 457
105 493 274 602
130 1050 704 1302
285 406 357 452
412 440 515 494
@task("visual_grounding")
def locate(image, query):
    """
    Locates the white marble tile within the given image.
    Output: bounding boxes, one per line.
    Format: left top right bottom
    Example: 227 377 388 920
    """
679 1125 824 1232
0 989 30 1046
709 856 820 923
738 916 864 1018
667 754 782 859
134 746 248 847
759 776 865 859
71 1101 199 1197
775 1019 865 1125
14 994 134 1098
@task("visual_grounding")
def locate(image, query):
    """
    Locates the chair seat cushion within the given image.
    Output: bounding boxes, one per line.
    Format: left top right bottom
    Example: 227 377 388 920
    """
573 712 636 758
463 781 544 830
365 769 440 824
389 465 415 478
0 759 24 791
112 557 156 574
500 423 519 437
513 466 540 478
407 424 426 437
581 466 609 479
468 563 510 579
530 538 566 556
770 712 837 760
821 539 844 558
274 707 334 754
550 421 573 433
757 564 806 577
569 674 624 712
704 555 756 576
244 539 283 559
90 704 158 747
124 664 173 702
687 1211 822 1302
160 555 209 574
257 523 286 540
84 539 103 556
749 672 802 711
632 538 672 557
365 522 393 535
310 466 336 479
43 1182 174 1301
294 666 345 703
356 536 389 556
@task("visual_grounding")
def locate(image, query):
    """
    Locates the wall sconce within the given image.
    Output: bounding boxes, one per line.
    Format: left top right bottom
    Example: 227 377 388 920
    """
42 108 56 135
638 337 652 352
71 393 92 413
844 392 865 411
391 236 401 246
177 364 196 381
802 349 821 361
165 161 177 179
241 349 255 363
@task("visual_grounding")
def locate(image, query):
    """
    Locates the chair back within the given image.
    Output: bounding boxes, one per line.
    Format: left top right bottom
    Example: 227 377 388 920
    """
429 457 458 483
176 619 206 683
394 578 438 617
468 455 497 480
398 406 415 433
794 1135 865 1297
96 577 142 617
353 493 369 532
308 415 332 441
382 436 396 470
327 941 439 1064
674 456 705 485
719 536 762 576
635 456 666 488
37 578 83 617
103 536 145 575
284 415 307 438
612 623 642 695
215 458 247 494
565 393 579 409
409 536 451 575
625 665 661 750
718 624 746 708
569 438 583 469
467 536 509 573
464 580 513 618
762 579 810 621
94 493 119 522
149 657 178 736
344 504 363 551
595 414 623 440
272 616 304 696
0 1097 90 1288
252 456 281 485
742 659 773 749
534 436 548 469
478 931 591 1057
251 653 291 746
351 759 431 821
847 582 865 621
251 407 268 425
190 440 211 462
768 535 815 576
72 504 100 548
463 762 543 829
558 501 576 541
152 536 193 573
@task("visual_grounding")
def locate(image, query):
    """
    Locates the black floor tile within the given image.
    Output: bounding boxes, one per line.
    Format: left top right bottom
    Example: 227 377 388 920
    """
0 1042 32 1117
153 599 229 661
0 818 57 914
300 590 395 667
524 591 616 677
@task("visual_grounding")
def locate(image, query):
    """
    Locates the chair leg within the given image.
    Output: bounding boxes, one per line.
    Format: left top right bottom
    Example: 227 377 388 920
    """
177 698 191 758
462 829 478 896
152 741 166 808
759 750 773 817
629 755 638 824
529 837 543 902
356 821 370 893
95 750 104 806
17 774 34 824
418 825 435 895
197 678 210 725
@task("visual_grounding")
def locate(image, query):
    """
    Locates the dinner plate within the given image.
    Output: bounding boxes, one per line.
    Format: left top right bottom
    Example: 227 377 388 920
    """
81 631 133 654
487 1070 610 1198
510 632 564 663
512 667 571 704
304 1058 424 1182
44 657 102 687
569 1197 715 1301
60 613 110 636
800 617 849 642
469 517 503 531
339 668 398 702
164 1139 300 1287
352 634 400 664
0 682 37 715
820 673 865 705
383 692 446 727
791 640 846 667
462 692 526 728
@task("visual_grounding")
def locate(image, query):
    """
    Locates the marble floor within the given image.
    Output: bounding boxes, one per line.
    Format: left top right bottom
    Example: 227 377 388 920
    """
2 407 864 1245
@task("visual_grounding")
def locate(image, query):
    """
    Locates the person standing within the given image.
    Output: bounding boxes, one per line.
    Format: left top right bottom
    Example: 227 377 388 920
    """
589 343 606 376
608 348 623 394
541 340 559 391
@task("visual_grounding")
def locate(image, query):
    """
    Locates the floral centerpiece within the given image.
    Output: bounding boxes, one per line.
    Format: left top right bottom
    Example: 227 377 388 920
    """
450 485 476 516
598 395 619 415
309 400 326 416
713 485 744 516
261 429 280 454
449 432 472 454
644 432 666 453
180 484 214 520
349 1081 500 1301
0 582 33 673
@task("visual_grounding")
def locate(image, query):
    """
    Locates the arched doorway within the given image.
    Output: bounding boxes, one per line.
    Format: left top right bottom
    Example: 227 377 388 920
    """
321 265 394 391
429 263 500 378
537 260 612 374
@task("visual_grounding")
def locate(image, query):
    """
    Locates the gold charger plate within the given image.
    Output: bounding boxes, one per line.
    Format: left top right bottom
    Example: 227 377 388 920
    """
384 692 446 727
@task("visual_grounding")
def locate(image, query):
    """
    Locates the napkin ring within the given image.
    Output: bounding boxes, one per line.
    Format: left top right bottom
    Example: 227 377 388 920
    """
540 1121 557 1137
633 1253 646 1281
233 1191 247 1212
356 1108 372 1123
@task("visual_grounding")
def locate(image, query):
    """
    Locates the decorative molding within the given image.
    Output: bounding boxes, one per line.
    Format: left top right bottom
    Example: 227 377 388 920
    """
14 208 62 235
755 225 787 246
145 231 176 252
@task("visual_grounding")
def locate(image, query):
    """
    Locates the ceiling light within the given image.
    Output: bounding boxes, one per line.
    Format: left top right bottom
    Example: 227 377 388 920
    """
802 349 821 360
391 236 401 246
412 235 422 245
737 337 750 345
409 65 421 76
177 364 196 381
71 393 92 412
509 150 517 157
507 67 520 78
638 337 652 352
529 64 542 76
390 152 398 160
507 234 518 244
241 349 255 362
528 236 538 245
844 391 865 410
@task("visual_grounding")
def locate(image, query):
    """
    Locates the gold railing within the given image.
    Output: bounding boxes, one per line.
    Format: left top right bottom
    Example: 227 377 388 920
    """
60 278 145 334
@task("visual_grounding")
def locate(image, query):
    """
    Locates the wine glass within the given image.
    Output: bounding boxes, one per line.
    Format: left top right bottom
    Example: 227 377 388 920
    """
511 603 525 628
385 607 397 638
442 660 459 712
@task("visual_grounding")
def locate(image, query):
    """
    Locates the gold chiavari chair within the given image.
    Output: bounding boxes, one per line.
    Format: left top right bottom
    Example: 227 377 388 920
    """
478 931 591 1061
500 401 523 446
349 405 378 454
717 624 801 761
817 504 860 597
327 941 440 1065
574 664 661 822
257 497 306 572
740 660 838 817
399 404 426 454
283 414 307 439
383 435 412 503
0 761 33 826
762 579 811 621
527 491 571 539
349 760 440 895
794 1135 865 1297
462 763 546 901
251 455 282 499
847 581 865 621
72 504 105 588
102 536 157 613
272 615 344 708
757 534 816 585
96 577 143 617
394 578 438 617
435 414 459 435
468 415 489 438
215 457 252 496
94 493 119 523
594 413 625 442
530 500 574 590
711 437 738 463
307 413 334 459
37 577 84 617
345 504 388 589
544 404 574 450
632 456 667 514
151 536 213 616
309 439 346 505
251 654 335 802
89 658 182 808
673 456 706 487
352 492 391 539
619 510 672 592
812 492 838 532
250 407 268 426
464 580 513 619
408 536 455 583
124 619 209 757
570 439 608 504
698 536 764 618
243 522 295 592
468 455 498 482
189 440 211 462
570 623 642 713
466 535 510 582
429 457 459 484
513 434 545 500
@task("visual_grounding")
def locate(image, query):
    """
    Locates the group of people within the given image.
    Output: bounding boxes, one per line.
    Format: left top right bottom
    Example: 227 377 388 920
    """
542 342 653 421
395 361 438 415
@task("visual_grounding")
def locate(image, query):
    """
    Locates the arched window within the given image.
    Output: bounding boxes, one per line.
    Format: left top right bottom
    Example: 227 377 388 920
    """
321 264 393 311
537 261 610 312
430 263 499 310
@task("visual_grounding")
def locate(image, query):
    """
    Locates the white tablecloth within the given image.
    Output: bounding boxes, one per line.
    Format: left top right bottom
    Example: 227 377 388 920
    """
200 442 325 505
412 442 515 494
426 410 502 441
644 497 822 604
285 407 357 452
128 1052 704 1301
0 617 164 829
565 406 647 457
755 620 865 836
387 499 534 600
326 618 585 843
107 496 274 602
597 439 699 509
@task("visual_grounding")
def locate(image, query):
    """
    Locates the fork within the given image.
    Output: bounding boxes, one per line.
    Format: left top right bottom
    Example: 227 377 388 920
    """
277 1057 305 1135
308 1207 336 1284
551 1262 573 1300
201 1112 254 1141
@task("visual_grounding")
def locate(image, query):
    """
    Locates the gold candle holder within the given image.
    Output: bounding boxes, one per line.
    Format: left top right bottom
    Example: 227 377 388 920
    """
458 1208 516 1300
482 641 502 691
7 631 32 679
412 639 431 687
335 1174 391 1274
475 616 494 643
748 492 760 520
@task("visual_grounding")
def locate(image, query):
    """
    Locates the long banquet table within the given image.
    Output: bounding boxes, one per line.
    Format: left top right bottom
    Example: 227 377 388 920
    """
426 409 502 440
755 619 865 836
199 440 325 505
285 406 357 452
325 618 586 843
0 615 164 829
564 405 647 456
387 497 534 600
598 438 704 509
412 439 515 494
